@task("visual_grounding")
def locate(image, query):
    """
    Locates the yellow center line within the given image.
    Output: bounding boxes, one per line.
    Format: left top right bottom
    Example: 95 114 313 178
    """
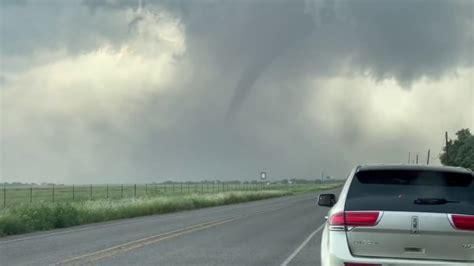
56 204 290 265
55 217 237 265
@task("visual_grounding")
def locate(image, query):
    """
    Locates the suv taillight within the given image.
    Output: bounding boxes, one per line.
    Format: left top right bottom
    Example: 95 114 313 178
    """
451 214 474 231
329 211 380 230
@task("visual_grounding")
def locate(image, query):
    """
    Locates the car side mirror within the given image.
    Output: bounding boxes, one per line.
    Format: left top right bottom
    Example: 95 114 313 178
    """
318 193 336 207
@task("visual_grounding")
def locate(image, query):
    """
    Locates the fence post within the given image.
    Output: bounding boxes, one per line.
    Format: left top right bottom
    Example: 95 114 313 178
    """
180 183 183 193
30 186 33 203
173 183 175 193
90 184 93 200
121 184 123 198
52 184 55 202
134 184 137 198
72 185 75 201
155 183 157 195
106 184 109 199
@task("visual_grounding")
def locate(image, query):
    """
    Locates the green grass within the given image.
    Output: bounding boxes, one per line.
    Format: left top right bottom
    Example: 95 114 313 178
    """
0 190 286 237
0 183 292 206
0 183 343 206
0 183 343 237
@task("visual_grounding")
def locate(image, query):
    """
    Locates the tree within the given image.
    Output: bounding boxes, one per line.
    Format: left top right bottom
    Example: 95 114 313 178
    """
440 128 474 170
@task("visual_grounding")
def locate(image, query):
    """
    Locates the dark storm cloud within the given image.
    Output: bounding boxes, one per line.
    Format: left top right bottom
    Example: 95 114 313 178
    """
334 0 474 87
5 0 472 87
0 1 129 62
155 0 474 115
1 0 473 183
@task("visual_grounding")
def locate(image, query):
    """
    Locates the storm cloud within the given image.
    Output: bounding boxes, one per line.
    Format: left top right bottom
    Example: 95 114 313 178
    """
0 0 473 184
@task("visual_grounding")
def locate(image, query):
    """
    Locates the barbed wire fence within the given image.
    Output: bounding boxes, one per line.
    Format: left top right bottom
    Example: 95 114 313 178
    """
0 181 293 208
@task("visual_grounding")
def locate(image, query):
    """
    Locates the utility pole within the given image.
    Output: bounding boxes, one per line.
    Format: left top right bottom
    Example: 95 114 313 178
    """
416 154 419 164
426 149 431 165
408 152 411 164
445 131 449 164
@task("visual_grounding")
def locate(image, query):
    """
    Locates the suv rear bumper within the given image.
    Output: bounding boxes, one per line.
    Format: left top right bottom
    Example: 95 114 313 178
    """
321 226 473 266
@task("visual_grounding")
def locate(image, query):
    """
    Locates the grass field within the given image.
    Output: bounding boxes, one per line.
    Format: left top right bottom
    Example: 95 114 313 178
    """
0 183 272 207
0 182 340 207
0 182 343 237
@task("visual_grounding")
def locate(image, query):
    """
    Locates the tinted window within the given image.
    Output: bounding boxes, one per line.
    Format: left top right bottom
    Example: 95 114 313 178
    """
345 170 474 215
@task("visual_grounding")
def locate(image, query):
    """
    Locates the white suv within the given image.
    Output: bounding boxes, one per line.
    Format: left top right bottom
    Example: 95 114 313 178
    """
318 164 474 266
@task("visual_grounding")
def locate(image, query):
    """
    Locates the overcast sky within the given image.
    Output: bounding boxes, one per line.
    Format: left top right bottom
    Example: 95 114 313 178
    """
1 0 473 184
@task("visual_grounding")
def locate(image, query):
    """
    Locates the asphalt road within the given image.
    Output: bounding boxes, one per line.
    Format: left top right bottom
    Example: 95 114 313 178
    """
0 189 339 266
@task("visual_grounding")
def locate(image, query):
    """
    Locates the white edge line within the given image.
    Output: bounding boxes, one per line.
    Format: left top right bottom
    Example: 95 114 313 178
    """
280 223 325 266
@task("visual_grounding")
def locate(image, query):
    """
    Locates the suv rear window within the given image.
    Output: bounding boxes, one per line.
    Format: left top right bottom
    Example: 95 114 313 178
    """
345 169 474 215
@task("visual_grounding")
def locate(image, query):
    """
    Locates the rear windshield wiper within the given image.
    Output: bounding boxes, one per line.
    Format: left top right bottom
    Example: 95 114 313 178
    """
414 198 460 205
